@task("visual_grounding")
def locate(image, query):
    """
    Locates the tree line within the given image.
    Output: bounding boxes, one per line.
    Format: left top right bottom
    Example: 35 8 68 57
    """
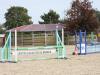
0 0 100 33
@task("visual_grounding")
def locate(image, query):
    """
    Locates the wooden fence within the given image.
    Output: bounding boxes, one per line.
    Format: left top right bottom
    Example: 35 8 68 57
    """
11 32 56 46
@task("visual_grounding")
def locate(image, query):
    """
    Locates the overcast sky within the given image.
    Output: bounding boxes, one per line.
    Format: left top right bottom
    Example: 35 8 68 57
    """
0 0 100 24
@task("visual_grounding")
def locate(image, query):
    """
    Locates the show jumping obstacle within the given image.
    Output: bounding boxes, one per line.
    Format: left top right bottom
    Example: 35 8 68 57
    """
0 26 66 62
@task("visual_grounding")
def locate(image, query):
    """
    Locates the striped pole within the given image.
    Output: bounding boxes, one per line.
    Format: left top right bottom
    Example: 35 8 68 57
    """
79 30 82 54
62 28 64 45
56 26 58 58
8 31 12 61
15 30 17 62
62 28 65 58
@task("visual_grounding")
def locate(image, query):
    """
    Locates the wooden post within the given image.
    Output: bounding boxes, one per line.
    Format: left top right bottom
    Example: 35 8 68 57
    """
32 32 34 46
21 32 23 46
45 31 47 46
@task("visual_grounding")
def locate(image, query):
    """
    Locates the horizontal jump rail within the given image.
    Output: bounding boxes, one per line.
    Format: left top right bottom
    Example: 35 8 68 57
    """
12 46 63 50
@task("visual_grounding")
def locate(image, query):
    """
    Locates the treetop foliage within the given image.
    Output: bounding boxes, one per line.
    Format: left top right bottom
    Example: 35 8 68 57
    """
39 10 60 24
4 6 33 30
66 0 99 33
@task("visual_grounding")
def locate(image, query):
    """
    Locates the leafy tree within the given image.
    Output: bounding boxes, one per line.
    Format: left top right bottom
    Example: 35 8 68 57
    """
0 25 5 34
66 0 99 33
4 6 33 29
59 19 67 24
95 10 100 22
0 27 3 33
39 10 60 24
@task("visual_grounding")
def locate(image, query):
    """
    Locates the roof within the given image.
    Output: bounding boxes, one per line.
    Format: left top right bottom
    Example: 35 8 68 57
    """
7 24 64 32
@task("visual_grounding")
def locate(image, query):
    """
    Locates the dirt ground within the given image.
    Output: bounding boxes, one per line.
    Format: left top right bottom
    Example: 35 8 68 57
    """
0 45 100 75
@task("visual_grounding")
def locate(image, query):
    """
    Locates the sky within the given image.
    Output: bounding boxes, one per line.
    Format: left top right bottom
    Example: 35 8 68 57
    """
0 0 100 24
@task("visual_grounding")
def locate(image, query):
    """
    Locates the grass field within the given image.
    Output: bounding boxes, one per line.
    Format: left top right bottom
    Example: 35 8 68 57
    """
0 45 100 75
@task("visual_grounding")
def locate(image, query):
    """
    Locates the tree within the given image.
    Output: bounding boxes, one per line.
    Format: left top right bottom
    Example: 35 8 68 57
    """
95 10 100 22
39 10 60 24
0 27 3 33
66 0 99 33
59 19 67 24
0 24 5 34
4 6 33 30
